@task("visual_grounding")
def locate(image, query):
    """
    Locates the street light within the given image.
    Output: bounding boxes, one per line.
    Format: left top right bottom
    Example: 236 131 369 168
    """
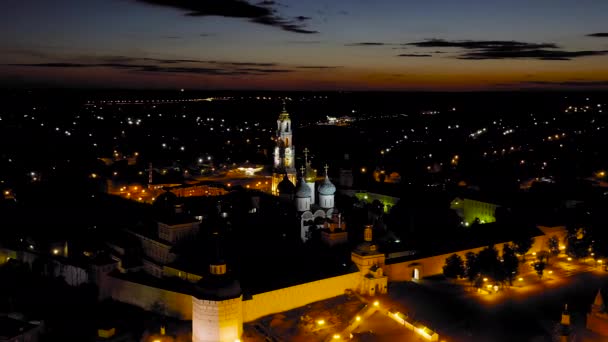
373 301 379 307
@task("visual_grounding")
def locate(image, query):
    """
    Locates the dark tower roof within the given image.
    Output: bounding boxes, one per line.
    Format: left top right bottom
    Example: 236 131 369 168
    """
278 174 295 194
194 231 241 301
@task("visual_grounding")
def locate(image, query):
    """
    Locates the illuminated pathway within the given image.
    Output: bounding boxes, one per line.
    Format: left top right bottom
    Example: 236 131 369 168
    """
385 259 608 342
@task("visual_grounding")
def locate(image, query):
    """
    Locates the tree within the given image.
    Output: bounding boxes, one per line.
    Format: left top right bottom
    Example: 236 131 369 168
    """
566 226 591 259
443 254 465 279
465 252 479 285
502 244 519 286
534 261 546 279
477 245 501 281
513 237 534 261
537 250 551 264
548 236 560 257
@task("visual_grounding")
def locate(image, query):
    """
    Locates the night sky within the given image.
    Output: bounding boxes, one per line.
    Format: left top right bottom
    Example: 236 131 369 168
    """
1 0 608 90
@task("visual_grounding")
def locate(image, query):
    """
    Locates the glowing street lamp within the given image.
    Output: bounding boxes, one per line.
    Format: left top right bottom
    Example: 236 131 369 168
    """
356 316 361 322
373 301 379 307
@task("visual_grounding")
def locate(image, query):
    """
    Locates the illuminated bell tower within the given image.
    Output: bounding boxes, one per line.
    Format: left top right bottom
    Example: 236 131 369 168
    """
272 101 297 194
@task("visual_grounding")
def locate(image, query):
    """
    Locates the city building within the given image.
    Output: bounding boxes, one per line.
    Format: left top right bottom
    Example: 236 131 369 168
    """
451 197 500 225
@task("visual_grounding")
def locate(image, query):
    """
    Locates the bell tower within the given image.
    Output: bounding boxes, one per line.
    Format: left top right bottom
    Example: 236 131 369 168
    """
272 101 297 194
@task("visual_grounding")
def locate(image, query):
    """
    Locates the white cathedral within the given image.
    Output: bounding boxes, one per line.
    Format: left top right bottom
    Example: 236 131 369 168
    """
270 104 345 244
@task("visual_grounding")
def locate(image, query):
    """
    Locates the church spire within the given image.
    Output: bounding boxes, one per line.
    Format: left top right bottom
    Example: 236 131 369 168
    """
593 289 605 313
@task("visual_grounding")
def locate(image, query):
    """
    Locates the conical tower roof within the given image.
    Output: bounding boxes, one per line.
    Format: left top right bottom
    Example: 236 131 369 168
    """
277 174 295 194
593 289 605 312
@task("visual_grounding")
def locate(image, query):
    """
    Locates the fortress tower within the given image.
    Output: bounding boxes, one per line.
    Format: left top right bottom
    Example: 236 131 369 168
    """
192 230 243 342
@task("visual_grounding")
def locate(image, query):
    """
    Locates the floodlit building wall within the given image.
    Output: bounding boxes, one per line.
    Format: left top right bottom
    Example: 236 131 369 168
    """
352 191 400 213
385 244 510 281
103 274 192 319
587 313 608 336
463 199 498 224
242 272 360 322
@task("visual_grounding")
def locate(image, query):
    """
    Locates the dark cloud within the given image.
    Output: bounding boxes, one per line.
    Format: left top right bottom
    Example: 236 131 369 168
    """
397 53 432 57
135 0 317 34
406 39 557 50
6 62 294 76
459 49 608 60
346 42 393 46
406 39 607 60
97 56 279 67
587 33 608 37
5 55 310 76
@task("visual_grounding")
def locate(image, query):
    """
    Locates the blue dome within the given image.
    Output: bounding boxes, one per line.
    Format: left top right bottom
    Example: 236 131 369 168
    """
295 181 312 198
318 176 336 195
